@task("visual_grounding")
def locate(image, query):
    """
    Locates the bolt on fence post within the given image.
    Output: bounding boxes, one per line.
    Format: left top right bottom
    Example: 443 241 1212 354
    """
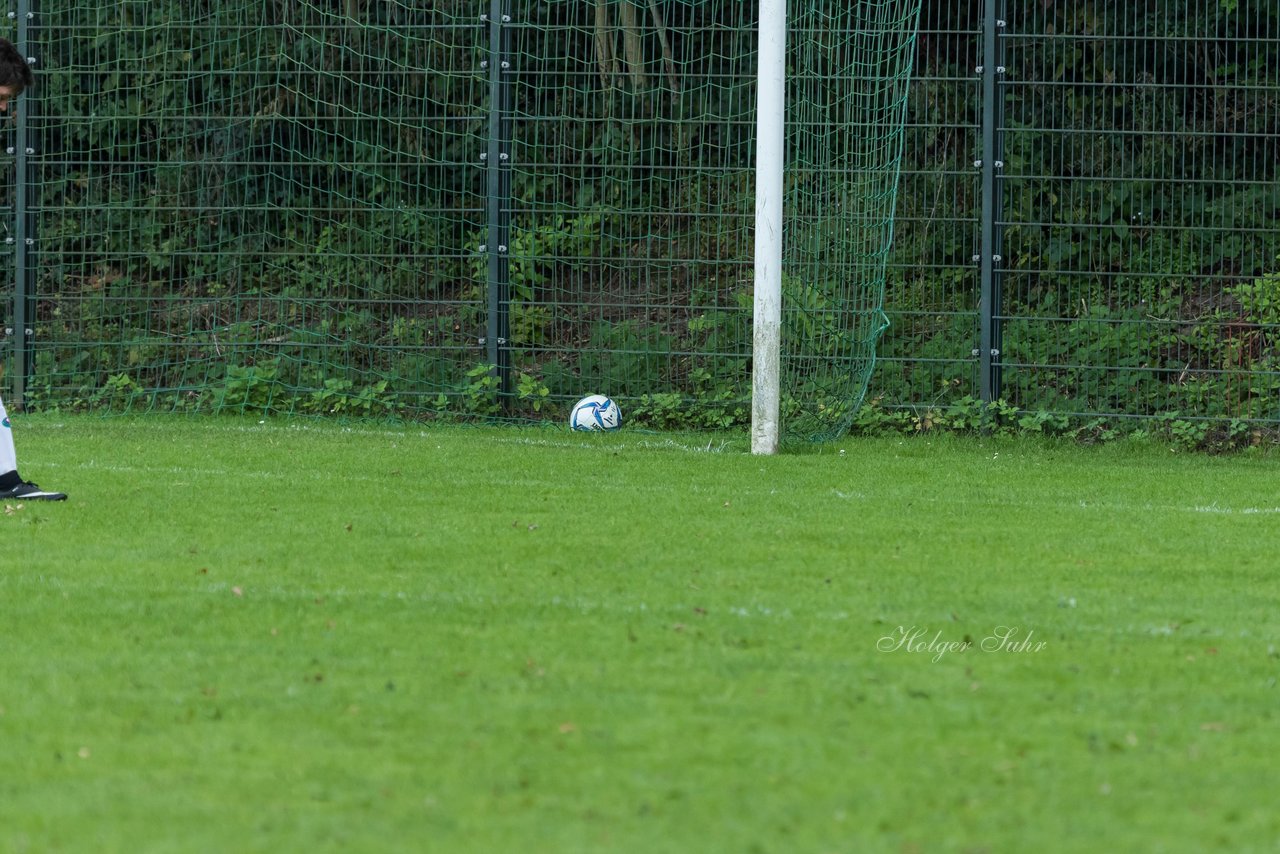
11 0 38 406
977 0 1008 405
485 0 514 401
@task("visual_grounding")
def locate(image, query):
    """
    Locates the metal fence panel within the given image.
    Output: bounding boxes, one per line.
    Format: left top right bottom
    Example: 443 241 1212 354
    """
877 0 982 411
995 0 1280 422
3 1 1278 427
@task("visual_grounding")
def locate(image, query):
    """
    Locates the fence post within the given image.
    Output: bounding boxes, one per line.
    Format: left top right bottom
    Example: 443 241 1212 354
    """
484 0 513 398
10 0 37 406
977 0 1006 404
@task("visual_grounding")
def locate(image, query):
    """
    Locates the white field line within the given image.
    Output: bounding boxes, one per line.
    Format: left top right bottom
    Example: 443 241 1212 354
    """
32 457 1278 518
32 419 737 454
26 420 1275 513
38 459 345 482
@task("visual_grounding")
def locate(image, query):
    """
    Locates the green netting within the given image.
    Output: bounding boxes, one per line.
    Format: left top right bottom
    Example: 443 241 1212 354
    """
500 1 923 438
782 0 924 441
14 1 921 435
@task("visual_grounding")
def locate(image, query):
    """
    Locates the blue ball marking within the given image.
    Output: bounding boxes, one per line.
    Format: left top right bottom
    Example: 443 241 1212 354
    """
571 396 618 431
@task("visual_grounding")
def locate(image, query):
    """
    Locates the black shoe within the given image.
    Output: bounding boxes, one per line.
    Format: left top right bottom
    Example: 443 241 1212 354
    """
0 481 67 501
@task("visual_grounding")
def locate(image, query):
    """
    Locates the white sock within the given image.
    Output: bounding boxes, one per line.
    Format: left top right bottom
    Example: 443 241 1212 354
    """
0 393 19 477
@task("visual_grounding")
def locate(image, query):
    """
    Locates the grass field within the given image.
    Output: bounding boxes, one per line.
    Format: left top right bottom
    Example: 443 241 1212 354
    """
2 415 1278 853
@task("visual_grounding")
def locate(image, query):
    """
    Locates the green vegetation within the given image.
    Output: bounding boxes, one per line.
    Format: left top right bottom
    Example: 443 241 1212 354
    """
882 0 1280 421
11 1 1278 429
3 416 1278 851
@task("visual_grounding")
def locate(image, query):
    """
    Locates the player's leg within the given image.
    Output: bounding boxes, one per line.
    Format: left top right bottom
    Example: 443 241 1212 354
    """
0 393 67 501
0 392 18 478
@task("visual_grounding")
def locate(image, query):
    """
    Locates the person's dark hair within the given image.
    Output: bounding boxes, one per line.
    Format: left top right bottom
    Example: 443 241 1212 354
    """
0 38 32 91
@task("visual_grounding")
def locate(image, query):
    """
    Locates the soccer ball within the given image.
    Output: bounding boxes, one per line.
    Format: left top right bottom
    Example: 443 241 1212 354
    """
569 394 622 431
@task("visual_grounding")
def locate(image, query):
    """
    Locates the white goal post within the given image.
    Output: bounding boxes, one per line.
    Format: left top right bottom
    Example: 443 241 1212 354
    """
751 0 787 456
